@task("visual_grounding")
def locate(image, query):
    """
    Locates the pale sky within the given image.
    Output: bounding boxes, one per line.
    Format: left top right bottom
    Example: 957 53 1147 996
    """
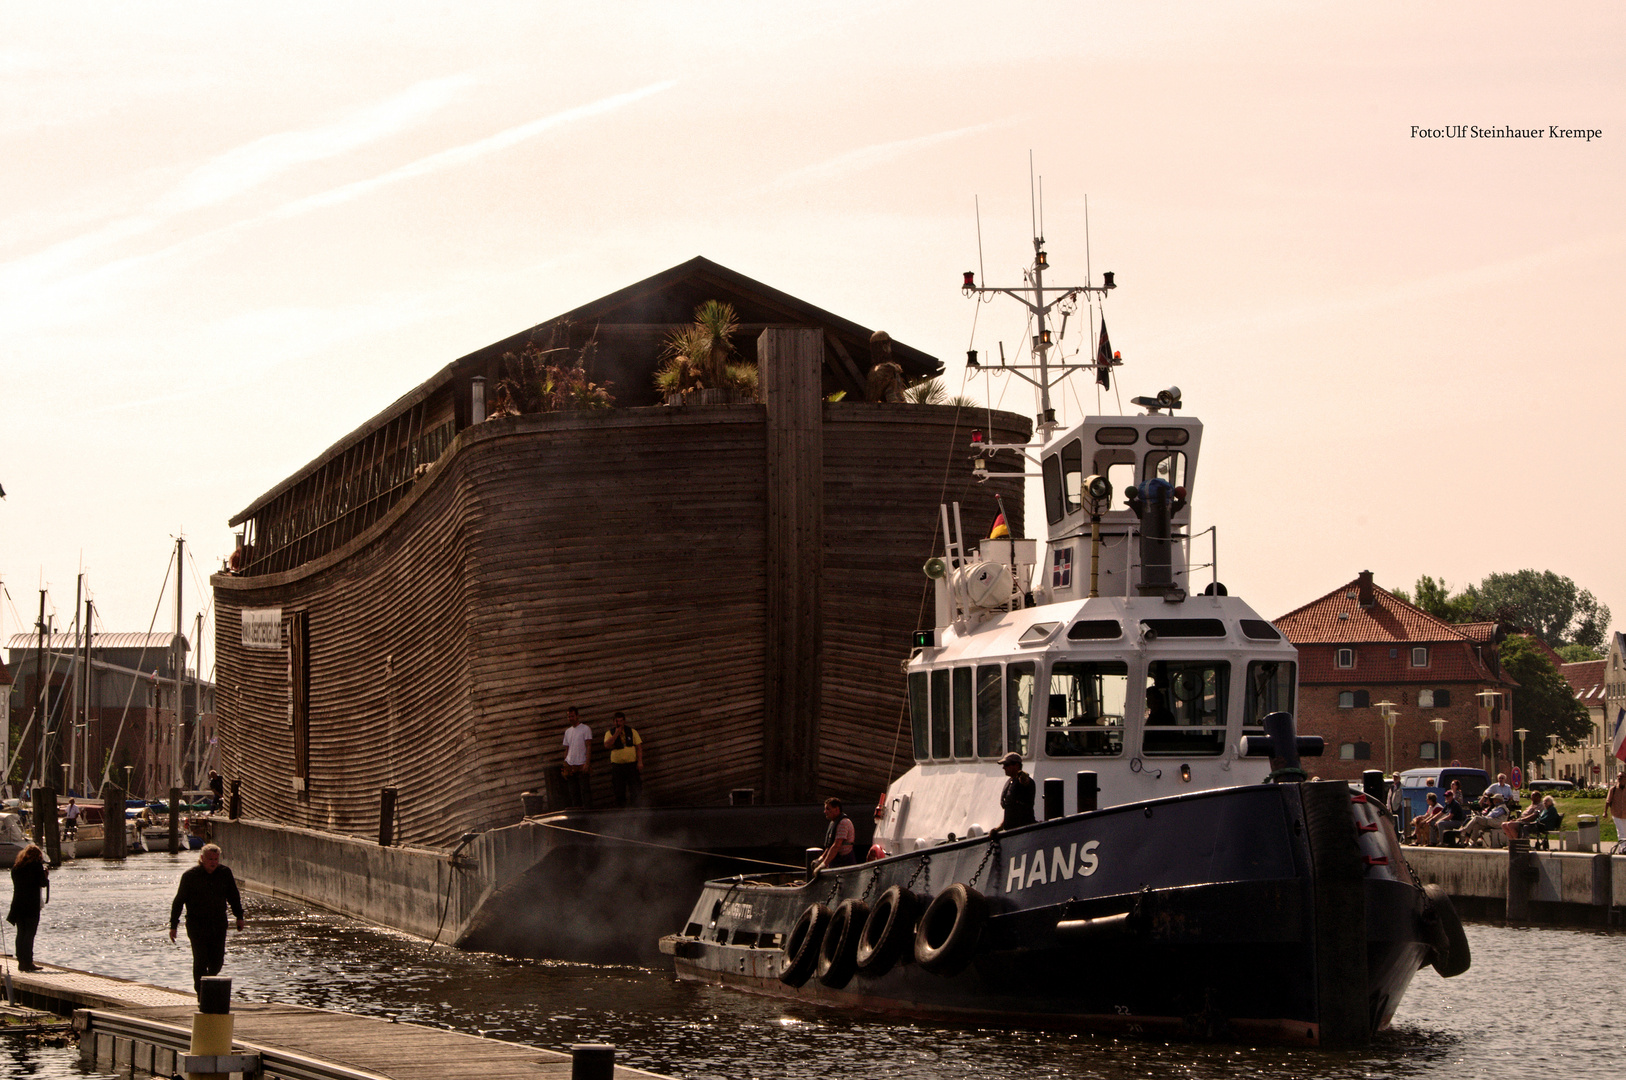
2 2 1622 670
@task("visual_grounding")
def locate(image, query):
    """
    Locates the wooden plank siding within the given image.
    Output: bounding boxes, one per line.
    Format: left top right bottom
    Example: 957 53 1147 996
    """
213 403 1028 847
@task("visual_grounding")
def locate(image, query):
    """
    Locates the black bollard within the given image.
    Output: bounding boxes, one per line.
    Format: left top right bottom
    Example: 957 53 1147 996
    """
571 1043 615 1080
169 786 183 854
101 783 128 860
229 779 241 821
1043 777 1064 821
33 786 61 864
379 787 398 847
1362 770 1386 804
1077 771 1098 814
198 976 232 1015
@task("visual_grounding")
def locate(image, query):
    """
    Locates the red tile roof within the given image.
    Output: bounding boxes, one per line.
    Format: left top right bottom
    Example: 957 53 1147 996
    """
1561 659 1607 705
1275 575 1476 645
1456 622 1500 643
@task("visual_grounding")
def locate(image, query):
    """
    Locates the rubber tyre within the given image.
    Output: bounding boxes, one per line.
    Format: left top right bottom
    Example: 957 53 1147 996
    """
855 885 920 976
913 883 987 976
780 903 831 987
815 899 869 989
1423 883 1471 978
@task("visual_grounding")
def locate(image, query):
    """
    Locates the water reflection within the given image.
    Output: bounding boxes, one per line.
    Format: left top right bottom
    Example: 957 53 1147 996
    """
9 856 1618 1080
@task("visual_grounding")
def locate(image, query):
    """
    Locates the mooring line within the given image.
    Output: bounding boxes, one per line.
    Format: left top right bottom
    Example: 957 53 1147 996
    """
530 819 804 870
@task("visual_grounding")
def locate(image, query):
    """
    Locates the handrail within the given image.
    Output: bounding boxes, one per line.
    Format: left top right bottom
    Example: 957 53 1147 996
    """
80 1008 394 1080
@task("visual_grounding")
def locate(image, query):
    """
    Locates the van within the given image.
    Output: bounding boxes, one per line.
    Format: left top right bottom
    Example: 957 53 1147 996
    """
1394 766 1491 832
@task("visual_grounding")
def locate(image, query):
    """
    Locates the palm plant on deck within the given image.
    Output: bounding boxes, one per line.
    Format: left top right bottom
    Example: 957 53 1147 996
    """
655 301 758 402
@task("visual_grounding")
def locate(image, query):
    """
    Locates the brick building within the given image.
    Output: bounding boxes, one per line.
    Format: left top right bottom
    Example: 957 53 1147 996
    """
1274 571 1517 781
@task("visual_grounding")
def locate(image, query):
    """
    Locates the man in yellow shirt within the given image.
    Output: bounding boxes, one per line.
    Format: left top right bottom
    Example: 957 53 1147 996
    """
604 711 644 807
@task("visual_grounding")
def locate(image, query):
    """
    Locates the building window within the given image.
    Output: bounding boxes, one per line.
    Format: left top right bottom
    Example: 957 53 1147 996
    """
1420 741 1437 760
1339 691 1354 709
1435 689 1451 707
1353 690 1370 708
1411 647 1429 667
1338 741 1373 761
1419 689 1434 708
1340 742 1357 760
1336 648 1354 669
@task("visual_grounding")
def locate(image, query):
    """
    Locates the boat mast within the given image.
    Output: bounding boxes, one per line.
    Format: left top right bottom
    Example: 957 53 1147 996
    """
69 573 81 796
962 234 1115 446
173 536 184 792
82 598 93 799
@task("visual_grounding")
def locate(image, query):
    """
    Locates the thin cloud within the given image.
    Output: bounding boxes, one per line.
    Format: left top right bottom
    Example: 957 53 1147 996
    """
772 123 999 189
265 79 677 220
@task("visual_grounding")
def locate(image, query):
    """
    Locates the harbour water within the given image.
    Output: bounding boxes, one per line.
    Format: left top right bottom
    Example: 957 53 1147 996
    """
5 854 1621 1079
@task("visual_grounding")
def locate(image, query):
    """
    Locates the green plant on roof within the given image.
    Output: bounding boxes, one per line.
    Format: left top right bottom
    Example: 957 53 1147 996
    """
655 301 757 400
498 327 615 414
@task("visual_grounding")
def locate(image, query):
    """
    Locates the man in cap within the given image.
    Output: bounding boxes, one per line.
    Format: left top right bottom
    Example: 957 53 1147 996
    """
996 752 1036 831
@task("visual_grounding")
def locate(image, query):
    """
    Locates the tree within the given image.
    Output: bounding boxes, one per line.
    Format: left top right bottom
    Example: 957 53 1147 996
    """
1556 643 1604 663
1466 570 1611 651
1394 575 1477 623
1499 635 1591 760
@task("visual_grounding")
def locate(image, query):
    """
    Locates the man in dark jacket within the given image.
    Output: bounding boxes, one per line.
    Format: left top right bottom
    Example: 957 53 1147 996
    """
169 844 245 994
997 752 1037 830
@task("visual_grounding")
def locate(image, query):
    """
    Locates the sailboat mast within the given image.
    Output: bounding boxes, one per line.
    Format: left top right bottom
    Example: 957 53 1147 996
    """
83 599 93 799
69 574 81 794
173 536 184 792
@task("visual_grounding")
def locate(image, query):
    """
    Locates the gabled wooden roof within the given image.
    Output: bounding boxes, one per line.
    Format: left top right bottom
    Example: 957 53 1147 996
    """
232 257 941 526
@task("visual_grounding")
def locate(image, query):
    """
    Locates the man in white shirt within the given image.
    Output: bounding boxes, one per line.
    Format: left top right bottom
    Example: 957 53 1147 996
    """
1485 773 1515 804
561 707 593 808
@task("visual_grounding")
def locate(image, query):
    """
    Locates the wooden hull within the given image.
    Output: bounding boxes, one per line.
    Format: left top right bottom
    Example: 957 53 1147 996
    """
213 404 1028 846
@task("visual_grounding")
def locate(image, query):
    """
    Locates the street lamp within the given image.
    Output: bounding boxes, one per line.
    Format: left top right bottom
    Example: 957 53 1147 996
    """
1474 724 1490 774
1515 727 1530 788
1376 701 1399 776
1476 689 1502 772
1547 733 1559 782
1431 717 1447 765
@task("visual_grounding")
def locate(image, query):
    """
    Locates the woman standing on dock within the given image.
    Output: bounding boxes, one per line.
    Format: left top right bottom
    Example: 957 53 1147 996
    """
8 844 48 972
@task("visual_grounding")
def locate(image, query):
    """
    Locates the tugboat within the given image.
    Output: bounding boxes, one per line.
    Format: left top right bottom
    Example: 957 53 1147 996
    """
660 228 1469 1047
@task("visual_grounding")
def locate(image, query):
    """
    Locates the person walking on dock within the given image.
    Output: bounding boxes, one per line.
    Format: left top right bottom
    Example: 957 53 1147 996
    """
561 707 593 808
604 711 644 807
169 843 245 995
8 844 48 972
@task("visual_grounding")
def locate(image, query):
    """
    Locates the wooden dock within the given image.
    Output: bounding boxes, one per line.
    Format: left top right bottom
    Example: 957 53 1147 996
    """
7 963 665 1079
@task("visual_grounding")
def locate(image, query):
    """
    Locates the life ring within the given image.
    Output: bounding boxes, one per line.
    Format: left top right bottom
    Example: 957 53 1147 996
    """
779 903 831 987
855 885 921 976
1422 883 1471 977
913 883 987 976
816 899 870 989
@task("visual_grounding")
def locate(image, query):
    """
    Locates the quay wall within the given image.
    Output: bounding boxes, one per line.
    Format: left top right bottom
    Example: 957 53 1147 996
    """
212 818 464 942
1405 847 1623 925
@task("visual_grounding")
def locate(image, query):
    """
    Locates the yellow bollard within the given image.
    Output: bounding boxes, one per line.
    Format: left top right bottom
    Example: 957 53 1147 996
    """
186 1011 234 1080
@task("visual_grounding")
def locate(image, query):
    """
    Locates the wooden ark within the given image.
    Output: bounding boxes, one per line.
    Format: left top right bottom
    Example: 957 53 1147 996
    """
211 259 1028 846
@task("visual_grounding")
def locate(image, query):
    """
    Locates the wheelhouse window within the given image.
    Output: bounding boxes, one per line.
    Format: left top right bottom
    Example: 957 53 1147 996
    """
1061 439 1084 515
952 667 974 758
1144 449 1187 490
1006 661 1035 757
909 671 929 761
1142 660 1230 756
1042 453 1065 524
1245 660 1295 729
975 665 1004 758
930 669 950 759
1044 661 1126 757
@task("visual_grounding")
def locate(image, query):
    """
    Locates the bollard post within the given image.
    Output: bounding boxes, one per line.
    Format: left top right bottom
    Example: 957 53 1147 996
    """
101 783 128 860
188 976 233 1080
170 787 183 854
1043 777 1064 821
571 1043 615 1080
33 786 61 864
1076 771 1098 814
1361 770 1386 804
1505 836 1531 926
228 779 241 821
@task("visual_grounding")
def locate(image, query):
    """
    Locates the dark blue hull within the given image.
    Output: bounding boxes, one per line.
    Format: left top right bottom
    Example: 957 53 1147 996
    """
664 781 1438 1046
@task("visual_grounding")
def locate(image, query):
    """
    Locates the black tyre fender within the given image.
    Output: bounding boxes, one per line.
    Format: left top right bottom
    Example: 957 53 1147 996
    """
780 903 831 987
1422 883 1471 978
815 899 870 989
855 885 920 976
913 883 987 976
